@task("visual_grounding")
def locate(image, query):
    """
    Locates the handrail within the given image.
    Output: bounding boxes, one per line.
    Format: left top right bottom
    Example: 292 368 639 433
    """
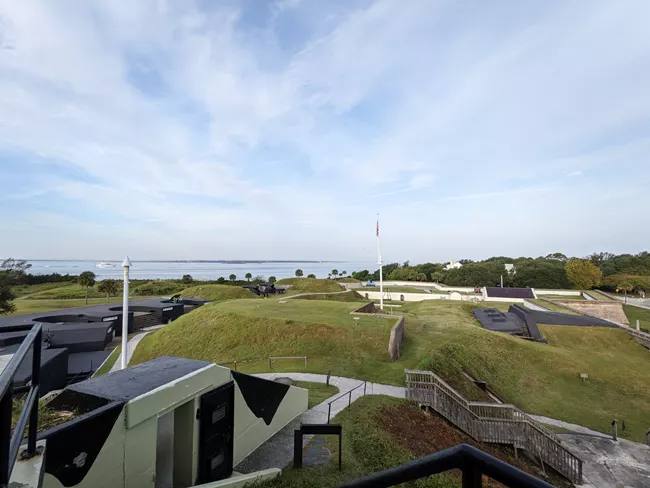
405 369 583 484
338 443 554 488
0 323 43 486
327 381 367 423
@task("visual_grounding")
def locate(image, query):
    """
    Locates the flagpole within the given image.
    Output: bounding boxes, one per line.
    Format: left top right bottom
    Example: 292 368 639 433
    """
377 215 383 311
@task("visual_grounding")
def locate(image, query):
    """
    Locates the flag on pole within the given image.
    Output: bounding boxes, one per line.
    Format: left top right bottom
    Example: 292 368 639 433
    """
376 219 379 237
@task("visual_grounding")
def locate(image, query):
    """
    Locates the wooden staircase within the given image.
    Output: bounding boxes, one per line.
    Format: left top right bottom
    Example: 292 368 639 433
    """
405 369 583 484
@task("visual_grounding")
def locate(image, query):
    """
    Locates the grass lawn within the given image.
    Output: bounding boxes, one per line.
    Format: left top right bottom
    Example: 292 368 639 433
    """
585 290 615 301
292 291 365 302
295 381 339 408
528 299 582 315
540 294 585 300
263 396 459 488
93 346 121 377
11 282 75 298
623 304 650 330
9 297 125 315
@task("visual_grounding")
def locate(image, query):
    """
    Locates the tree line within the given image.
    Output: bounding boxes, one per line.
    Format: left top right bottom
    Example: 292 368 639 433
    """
350 252 650 293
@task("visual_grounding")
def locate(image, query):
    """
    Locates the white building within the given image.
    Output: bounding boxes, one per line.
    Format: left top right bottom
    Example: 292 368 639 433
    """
444 260 463 271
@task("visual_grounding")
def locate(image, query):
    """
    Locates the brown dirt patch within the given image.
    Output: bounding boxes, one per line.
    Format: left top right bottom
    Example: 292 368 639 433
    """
377 404 572 488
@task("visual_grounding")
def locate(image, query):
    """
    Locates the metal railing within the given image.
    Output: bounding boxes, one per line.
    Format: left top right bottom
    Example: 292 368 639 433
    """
0 323 43 486
405 369 583 484
219 355 307 371
338 443 554 488
327 381 367 423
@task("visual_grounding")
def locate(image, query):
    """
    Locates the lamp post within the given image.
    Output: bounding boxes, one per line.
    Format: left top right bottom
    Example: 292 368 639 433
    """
121 256 131 370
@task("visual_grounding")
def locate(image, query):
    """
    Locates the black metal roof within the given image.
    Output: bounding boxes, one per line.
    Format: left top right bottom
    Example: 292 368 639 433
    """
485 287 535 299
65 356 212 401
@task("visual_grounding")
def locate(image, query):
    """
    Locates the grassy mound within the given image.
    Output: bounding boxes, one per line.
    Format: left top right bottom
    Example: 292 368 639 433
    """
180 284 255 301
336 277 360 283
132 298 650 442
131 302 401 383
277 278 343 294
12 282 75 298
131 280 183 296
293 290 364 302
24 284 106 300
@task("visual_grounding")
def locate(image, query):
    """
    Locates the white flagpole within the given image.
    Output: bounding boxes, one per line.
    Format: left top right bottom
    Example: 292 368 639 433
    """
377 215 384 311
121 256 131 369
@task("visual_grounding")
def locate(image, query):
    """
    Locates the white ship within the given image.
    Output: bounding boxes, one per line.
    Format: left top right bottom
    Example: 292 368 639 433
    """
95 262 116 268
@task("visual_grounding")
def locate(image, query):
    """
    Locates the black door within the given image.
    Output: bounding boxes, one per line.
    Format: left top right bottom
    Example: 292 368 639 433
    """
197 382 235 484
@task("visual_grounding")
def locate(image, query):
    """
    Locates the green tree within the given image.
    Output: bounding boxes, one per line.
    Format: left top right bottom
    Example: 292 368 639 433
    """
245 273 252 282
565 259 602 289
0 287 15 315
331 269 339 278
341 270 347 277
617 281 634 303
216 276 226 284
307 274 316 279
295 269 304 278
0 258 32 314
229 274 237 283
182 274 193 284
268 276 277 283
78 271 96 304
97 279 119 303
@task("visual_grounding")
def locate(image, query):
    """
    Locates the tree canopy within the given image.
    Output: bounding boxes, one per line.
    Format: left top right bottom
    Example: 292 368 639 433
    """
78 271 96 304
97 279 119 303
565 259 602 289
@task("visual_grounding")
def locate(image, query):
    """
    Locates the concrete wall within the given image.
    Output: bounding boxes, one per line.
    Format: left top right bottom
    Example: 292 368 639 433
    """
42 363 307 488
233 384 307 465
43 409 127 488
553 301 629 325
535 289 582 297
388 317 404 360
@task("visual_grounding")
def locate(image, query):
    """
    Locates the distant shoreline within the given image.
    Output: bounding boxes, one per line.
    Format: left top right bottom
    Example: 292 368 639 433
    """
24 259 352 264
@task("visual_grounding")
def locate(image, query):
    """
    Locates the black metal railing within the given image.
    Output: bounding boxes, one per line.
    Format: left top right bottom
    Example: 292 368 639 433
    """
0 323 43 487
327 381 367 423
339 444 554 488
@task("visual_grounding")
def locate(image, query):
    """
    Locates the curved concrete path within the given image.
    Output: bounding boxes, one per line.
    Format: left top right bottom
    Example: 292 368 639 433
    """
235 373 404 474
109 324 166 372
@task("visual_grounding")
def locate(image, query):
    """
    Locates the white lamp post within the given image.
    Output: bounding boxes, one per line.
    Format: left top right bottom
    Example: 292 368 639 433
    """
121 256 131 370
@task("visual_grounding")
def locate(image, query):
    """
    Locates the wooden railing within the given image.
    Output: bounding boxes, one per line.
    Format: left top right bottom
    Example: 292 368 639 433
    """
405 370 583 484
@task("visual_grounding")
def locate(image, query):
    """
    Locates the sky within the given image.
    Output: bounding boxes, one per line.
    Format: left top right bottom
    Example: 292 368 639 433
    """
0 0 649 263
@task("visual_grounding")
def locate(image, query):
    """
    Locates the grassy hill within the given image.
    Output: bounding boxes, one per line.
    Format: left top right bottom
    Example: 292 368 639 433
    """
292 290 364 302
277 278 343 294
180 284 255 301
131 298 650 441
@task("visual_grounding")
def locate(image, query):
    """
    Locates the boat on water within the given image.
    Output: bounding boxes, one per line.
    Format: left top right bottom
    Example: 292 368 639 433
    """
95 262 116 268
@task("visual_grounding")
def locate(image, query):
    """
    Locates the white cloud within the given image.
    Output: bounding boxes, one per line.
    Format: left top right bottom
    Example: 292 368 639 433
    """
0 0 649 261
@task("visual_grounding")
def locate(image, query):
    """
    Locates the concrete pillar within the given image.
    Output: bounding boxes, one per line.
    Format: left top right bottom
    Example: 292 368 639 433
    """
637 320 640 331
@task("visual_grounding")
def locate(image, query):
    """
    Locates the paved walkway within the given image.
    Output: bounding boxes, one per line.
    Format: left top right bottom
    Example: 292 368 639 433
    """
109 324 166 372
234 373 404 474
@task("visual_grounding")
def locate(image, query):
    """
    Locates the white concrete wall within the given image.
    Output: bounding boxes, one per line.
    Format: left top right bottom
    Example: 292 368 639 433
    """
535 289 582 296
42 362 307 488
233 384 308 465
359 291 485 303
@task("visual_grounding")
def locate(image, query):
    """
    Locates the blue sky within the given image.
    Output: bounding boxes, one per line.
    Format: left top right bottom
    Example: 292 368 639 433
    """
0 0 649 262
